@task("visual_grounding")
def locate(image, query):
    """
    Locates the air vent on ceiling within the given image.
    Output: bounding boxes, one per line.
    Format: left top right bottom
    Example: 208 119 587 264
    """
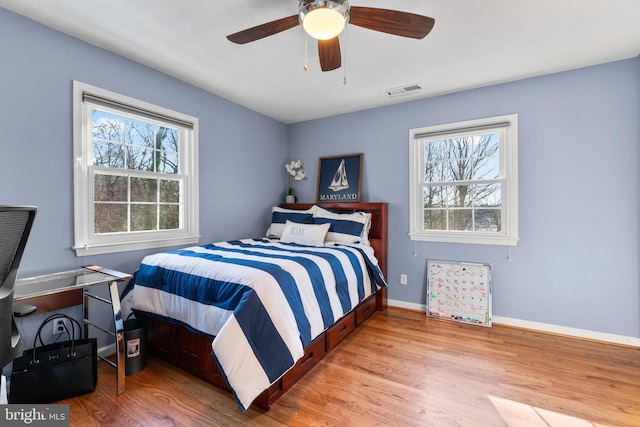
386 83 421 98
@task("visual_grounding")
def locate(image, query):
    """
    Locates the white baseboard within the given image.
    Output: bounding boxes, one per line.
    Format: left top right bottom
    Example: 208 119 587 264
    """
491 315 640 348
387 299 640 348
98 343 116 358
388 299 426 312
1 375 7 404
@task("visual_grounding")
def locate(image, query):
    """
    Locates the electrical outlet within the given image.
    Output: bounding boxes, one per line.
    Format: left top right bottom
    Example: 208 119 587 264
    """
400 274 408 285
52 318 70 335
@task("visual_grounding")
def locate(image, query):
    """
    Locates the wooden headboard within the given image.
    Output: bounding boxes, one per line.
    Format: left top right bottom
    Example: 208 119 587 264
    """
279 202 388 278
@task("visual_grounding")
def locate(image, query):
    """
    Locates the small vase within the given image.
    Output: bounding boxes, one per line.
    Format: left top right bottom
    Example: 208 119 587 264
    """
285 194 296 204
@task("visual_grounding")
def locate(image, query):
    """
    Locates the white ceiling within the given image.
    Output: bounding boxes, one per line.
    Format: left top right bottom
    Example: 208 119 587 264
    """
2 0 640 124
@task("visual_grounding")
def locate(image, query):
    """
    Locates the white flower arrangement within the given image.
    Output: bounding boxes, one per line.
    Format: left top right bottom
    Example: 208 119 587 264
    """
285 160 306 195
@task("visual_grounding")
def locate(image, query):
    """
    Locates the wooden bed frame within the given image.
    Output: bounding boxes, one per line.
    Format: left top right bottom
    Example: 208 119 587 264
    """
141 202 388 410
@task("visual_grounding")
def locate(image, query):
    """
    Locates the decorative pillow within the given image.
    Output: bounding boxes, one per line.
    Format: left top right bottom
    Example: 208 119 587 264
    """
280 221 330 246
313 206 371 245
266 206 316 238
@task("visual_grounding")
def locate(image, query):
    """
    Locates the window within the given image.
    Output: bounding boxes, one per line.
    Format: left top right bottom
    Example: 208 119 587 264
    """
73 81 199 256
409 114 518 245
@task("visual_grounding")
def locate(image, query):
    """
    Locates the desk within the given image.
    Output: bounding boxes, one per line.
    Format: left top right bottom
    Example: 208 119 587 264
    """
14 266 133 395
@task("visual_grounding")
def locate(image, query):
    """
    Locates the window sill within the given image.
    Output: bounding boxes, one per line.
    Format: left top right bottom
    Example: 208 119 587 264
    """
74 235 200 256
409 232 518 246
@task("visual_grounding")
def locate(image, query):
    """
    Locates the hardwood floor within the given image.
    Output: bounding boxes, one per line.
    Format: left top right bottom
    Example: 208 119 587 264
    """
64 307 640 426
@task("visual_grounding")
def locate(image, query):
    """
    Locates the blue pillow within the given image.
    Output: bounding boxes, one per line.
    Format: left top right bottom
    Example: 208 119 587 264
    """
313 206 370 244
266 206 315 238
313 217 364 241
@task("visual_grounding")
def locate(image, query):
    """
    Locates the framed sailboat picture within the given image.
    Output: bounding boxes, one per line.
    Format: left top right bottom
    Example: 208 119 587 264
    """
316 153 363 202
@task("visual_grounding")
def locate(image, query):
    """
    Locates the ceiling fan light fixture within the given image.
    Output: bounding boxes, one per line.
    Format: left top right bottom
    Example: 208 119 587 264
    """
299 0 349 40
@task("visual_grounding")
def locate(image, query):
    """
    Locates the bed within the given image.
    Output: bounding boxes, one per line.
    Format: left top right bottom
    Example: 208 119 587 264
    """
122 202 388 411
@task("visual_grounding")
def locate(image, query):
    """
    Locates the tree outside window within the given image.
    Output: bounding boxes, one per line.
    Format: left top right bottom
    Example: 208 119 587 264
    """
91 111 181 234
73 81 199 256
409 115 518 246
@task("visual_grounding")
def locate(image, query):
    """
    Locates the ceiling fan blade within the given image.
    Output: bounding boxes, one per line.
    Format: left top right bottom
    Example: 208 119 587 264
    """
318 37 341 72
349 7 435 39
227 15 299 44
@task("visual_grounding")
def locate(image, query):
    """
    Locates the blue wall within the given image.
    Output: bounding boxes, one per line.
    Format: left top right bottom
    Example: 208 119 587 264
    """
2 7 639 341
0 8 287 278
288 58 640 338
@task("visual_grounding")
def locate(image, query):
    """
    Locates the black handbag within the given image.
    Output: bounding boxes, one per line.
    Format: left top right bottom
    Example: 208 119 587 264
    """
10 313 97 403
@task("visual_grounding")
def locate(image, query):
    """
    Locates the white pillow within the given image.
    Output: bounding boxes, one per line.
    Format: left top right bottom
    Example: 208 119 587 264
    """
313 206 371 245
280 220 330 246
266 205 317 238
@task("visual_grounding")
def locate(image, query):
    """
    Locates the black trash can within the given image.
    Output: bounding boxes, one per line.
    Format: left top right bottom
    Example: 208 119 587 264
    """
124 317 146 376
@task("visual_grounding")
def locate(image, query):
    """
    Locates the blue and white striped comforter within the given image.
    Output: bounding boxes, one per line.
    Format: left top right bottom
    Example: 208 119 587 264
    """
122 239 386 411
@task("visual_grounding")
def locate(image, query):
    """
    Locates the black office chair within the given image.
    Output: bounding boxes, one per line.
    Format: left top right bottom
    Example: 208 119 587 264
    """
0 206 36 368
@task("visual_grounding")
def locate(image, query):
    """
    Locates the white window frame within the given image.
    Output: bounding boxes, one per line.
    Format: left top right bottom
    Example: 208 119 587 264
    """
73 81 199 256
409 114 518 246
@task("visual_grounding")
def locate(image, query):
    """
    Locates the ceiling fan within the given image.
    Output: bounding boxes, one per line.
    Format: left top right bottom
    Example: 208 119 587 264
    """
227 0 435 72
